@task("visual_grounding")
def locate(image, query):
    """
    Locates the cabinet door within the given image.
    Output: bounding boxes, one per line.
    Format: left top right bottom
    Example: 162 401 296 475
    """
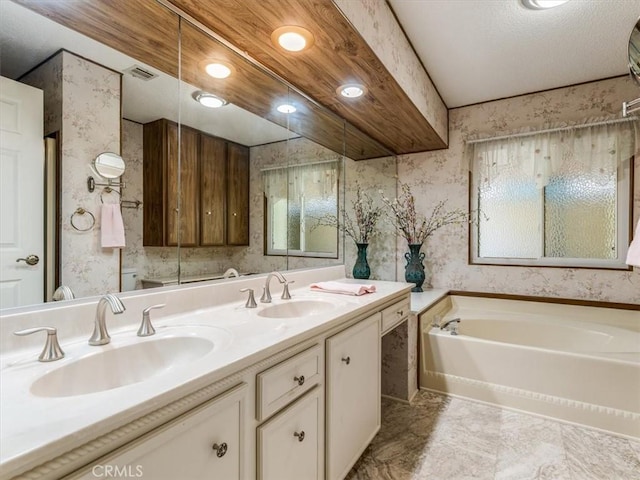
142 119 166 246
166 123 198 246
68 384 247 480
226 143 249 245
200 134 226 246
257 387 323 480
326 314 381 480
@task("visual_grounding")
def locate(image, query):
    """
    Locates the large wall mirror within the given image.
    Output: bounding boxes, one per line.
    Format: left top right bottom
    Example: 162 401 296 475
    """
0 0 397 311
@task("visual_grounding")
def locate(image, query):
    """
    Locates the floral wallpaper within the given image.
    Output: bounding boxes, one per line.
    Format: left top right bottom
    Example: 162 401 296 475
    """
334 0 448 143
343 155 397 281
23 51 121 298
397 76 640 304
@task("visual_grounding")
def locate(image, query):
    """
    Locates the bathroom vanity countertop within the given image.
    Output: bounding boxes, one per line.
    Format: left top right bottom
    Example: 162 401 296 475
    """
410 289 449 315
0 278 412 478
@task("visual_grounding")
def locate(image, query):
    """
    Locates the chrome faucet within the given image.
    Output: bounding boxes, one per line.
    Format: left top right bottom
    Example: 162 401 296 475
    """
52 285 74 301
223 268 240 279
440 318 461 335
260 271 294 303
89 293 126 345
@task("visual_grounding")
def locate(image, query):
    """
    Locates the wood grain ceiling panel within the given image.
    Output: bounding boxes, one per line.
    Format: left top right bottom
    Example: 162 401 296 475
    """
181 21 390 159
15 0 390 159
167 0 448 154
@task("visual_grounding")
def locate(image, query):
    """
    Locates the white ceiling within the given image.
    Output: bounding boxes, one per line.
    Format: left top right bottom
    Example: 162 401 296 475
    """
388 0 640 108
0 1 292 147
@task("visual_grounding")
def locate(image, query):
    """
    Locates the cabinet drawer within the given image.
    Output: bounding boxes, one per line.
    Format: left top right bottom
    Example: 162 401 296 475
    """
257 344 322 421
381 296 410 334
257 387 323 480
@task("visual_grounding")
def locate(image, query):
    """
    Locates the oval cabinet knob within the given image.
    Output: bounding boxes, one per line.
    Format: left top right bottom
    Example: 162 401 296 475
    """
212 442 227 458
341 356 351 365
16 254 39 266
294 431 305 442
294 375 305 386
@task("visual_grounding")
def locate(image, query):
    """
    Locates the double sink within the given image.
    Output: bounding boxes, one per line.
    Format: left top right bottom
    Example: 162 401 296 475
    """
10 298 342 399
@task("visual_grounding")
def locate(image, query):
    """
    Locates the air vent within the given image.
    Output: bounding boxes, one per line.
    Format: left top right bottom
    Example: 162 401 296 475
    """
123 65 158 81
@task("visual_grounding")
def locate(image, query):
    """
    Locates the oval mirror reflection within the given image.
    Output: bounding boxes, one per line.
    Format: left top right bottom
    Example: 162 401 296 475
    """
94 152 125 179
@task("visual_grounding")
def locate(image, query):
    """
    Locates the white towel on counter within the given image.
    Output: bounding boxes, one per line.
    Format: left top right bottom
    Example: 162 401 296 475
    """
310 281 376 296
101 204 126 248
626 219 640 267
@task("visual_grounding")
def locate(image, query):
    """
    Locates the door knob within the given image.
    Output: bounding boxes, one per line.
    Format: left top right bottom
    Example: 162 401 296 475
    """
16 255 39 266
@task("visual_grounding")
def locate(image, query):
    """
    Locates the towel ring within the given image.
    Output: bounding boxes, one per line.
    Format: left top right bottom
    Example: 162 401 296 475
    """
100 187 121 204
70 208 95 232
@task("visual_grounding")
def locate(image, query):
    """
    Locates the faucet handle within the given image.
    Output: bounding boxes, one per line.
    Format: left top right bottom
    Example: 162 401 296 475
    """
240 288 257 308
14 326 65 362
281 280 295 300
260 286 271 304
138 304 165 337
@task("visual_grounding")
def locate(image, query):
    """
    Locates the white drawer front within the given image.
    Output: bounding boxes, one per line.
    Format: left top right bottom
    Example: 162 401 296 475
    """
256 344 322 421
257 387 323 480
381 296 410 334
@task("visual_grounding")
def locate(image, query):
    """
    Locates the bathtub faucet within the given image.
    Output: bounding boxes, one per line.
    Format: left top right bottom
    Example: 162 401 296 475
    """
440 318 461 335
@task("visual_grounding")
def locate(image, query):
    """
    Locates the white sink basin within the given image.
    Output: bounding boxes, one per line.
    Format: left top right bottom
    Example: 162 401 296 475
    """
257 299 338 319
30 327 231 397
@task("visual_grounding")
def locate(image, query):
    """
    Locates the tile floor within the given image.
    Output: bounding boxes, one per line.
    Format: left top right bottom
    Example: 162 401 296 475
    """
346 390 640 480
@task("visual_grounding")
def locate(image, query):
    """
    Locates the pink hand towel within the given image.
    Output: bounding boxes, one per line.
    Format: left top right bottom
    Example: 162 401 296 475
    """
310 281 376 296
101 204 126 248
626 219 640 267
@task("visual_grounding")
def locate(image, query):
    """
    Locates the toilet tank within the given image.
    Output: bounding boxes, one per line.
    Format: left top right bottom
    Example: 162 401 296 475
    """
121 268 138 292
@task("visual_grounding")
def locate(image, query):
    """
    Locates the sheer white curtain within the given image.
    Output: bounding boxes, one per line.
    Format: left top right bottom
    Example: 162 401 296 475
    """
468 119 637 188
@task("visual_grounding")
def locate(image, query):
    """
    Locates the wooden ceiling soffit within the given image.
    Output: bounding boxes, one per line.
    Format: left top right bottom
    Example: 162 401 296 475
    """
15 0 390 160
181 21 390 160
166 0 448 154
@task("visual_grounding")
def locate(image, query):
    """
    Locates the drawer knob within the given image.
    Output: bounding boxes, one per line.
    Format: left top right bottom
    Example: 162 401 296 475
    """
294 375 305 386
397 309 404 316
212 442 228 458
294 430 305 442
341 356 351 365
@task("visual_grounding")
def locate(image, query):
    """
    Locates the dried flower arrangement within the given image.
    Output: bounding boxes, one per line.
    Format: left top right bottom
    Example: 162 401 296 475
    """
380 182 471 244
314 183 383 244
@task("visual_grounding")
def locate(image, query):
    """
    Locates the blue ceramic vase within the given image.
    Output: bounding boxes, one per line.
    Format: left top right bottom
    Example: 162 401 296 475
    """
353 243 371 280
404 243 426 292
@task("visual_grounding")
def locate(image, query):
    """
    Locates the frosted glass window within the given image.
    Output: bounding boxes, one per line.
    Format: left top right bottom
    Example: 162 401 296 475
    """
469 120 633 269
478 167 540 258
264 161 338 257
544 169 616 259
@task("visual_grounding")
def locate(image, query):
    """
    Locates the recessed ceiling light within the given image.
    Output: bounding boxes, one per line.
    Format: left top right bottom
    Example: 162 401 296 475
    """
205 62 232 79
521 0 570 9
192 91 227 108
271 26 315 52
337 84 367 98
277 103 297 113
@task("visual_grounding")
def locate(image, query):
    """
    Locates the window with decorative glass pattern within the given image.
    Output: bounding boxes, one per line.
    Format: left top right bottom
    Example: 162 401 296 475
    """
263 161 339 257
469 119 635 269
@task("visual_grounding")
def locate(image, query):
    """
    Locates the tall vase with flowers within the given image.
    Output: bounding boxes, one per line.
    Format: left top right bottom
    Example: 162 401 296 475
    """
381 182 471 292
314 183 382 279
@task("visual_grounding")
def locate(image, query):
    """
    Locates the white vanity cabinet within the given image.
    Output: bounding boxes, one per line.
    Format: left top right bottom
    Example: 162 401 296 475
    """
257 387 323 480
66 383 248 480
325 313 381 480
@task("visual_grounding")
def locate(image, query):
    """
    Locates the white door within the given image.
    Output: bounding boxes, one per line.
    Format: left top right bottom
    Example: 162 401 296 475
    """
0 76 44 308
